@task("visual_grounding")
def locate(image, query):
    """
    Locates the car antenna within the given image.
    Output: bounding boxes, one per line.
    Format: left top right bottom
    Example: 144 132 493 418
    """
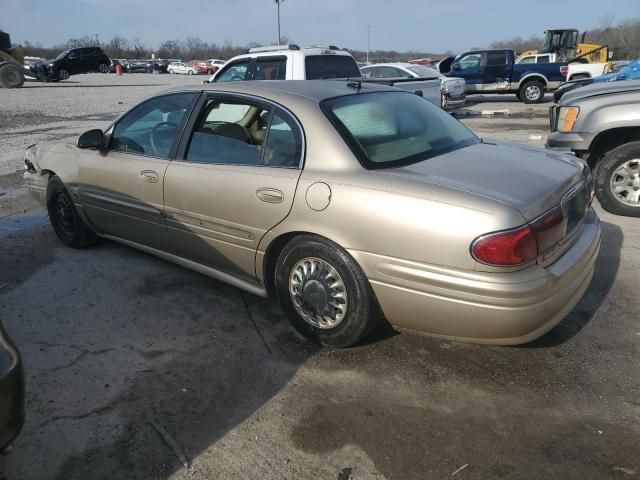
346 78 362 90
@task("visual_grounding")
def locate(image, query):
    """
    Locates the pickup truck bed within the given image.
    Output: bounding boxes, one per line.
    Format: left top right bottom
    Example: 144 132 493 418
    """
362 77 442 107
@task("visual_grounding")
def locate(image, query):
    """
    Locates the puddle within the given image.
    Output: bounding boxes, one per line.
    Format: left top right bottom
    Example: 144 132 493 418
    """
0 209 48 238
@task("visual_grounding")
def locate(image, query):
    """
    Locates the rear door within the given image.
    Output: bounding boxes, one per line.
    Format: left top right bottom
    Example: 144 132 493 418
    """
251 56 287 80
163 93 304 281
481 51 512 92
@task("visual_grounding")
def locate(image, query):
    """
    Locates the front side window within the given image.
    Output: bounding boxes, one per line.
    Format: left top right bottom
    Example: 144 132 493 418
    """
185 98 301 168
111 93 196 158
305 55 361 79
458 54 481 70
361 67 374 78
322 91 478 169
215 60 250 82
254 57 287 80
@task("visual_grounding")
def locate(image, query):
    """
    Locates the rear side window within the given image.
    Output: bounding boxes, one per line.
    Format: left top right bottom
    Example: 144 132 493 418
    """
486 51 507 66
322 91 478 169
538 55 550 64
254 57 287 80
305 55 360 79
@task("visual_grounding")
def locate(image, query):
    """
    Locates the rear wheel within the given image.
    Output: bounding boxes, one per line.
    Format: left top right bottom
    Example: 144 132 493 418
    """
187 70 193 75
98 63 109 73
595 141 640 217
169 69 174 74
275 235 383 348
47 176 97 248
519 80 545 104
0 63 25 88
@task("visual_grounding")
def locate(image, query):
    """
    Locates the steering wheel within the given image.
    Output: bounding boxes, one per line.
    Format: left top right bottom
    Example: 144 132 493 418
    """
150 122 178 156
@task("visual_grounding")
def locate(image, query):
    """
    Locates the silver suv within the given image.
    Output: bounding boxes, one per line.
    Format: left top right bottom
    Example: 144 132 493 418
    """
547 80 640 217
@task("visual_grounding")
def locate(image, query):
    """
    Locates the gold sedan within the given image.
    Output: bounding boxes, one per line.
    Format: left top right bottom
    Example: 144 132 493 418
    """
24 80 600 347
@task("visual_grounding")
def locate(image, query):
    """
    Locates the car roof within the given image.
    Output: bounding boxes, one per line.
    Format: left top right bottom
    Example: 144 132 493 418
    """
230 47 354 60
174 79 399 103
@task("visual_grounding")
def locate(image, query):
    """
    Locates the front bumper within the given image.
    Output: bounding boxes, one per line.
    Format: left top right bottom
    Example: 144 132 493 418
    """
24 170 48 205
547 130 594 153
349 209 601 345
0 324 25 450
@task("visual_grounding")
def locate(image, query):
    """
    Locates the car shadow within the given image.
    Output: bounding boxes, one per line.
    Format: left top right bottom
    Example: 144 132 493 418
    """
519 219 622 348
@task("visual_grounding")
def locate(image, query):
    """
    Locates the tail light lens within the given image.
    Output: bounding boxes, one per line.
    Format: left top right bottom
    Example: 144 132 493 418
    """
560 65 569 77
472 225 538 266
472 208 567 266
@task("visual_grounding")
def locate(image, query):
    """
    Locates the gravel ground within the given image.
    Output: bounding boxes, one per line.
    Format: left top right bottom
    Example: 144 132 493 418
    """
0 77 638 480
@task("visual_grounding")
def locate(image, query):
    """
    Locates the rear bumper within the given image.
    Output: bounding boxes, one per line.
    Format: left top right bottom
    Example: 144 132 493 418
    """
0 325 25 450
443 93 466 108
348 209 601 345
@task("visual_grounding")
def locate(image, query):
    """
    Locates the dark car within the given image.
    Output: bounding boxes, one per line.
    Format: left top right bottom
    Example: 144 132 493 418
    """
0 319 24 451
445 49 567 103
45 47 111 80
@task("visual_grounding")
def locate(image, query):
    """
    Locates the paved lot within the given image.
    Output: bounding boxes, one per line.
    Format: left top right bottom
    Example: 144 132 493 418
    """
0 75 639 480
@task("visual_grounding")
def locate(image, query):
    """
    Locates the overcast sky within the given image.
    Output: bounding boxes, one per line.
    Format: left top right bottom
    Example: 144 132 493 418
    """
3 0 637 53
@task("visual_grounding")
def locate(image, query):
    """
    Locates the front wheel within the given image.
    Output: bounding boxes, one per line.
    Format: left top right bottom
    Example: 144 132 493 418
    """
519 80 545 104
58 68 70 81
595 141 640 217
169 69 174 74
47 176 97 248
0 63 25 88
98 63 109 73
187 70 193 75
275 235 383 348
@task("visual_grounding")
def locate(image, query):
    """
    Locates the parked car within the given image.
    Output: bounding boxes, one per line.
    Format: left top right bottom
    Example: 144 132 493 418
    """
189 60 211 74
0 319 24 451
42 47 111 80
24 80 599 347
204 44 361 83
361 62 465 108
206 58 226 74
444 49 567 103
168 61 198 75
547 79 640 217
127 59 150 73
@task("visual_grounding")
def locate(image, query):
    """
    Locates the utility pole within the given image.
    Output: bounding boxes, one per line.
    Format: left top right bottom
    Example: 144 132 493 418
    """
274 0 284 45
366 25 371 64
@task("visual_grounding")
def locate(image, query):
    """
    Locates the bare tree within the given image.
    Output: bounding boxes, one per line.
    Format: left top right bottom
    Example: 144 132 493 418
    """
129 37 147 59
105 35 129 58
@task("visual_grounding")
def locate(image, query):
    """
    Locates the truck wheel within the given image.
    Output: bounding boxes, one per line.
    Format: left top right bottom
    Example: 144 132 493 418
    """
595 141 640 217
0 63 25 88
519 80 545 104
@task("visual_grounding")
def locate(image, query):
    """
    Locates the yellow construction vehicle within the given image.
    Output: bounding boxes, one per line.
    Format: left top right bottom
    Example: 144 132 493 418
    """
517 28 609 64
0 31 27 88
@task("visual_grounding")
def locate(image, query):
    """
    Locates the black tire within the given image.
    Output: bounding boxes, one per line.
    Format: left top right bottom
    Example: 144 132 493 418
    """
275 235 383 348
98 63 109 73
519 80 545 104
58 68 70 81
594 141 640 217
47 176 97 248
0 63 25 88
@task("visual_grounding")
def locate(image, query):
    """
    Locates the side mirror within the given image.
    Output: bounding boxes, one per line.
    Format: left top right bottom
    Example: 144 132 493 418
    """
77 129 105 149
201 79 210 84
451 63 461 71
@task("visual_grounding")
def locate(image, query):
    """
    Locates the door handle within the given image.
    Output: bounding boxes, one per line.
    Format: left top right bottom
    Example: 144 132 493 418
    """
256 188 284 204
138 170 159 184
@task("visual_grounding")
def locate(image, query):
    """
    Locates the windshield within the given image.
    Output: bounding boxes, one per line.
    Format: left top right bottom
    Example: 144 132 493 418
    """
54 50 70 61
321 91 478 169
407 65 442 78
305 55 361 79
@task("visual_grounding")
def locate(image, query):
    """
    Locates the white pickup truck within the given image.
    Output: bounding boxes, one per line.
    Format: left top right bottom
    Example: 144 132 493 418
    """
204 45 443 107
565 62 612 81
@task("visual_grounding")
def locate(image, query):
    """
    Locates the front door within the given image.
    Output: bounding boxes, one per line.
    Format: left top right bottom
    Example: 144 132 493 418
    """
78 92 198 250
163 94 304 282
451 52 484 92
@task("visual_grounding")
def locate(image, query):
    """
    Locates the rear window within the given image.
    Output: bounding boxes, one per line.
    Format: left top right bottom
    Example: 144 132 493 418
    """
305 55 361 80
321 91 478 169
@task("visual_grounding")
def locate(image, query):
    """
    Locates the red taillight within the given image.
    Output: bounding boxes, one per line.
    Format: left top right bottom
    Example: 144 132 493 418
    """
472 208 567 266
530 206 564 253
472 225 538 266
560 65 569 77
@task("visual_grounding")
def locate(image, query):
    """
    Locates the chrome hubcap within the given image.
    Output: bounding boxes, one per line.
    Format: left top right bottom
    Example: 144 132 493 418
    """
610 159 640 207
525 85 541 101
289 257 348 329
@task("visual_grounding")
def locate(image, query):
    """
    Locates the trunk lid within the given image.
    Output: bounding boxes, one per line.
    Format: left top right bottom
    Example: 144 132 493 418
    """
381 140 588 222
